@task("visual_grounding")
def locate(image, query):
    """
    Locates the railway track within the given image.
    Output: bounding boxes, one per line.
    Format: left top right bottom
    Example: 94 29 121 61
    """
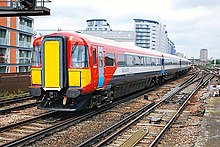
0 95 38 115
0 93 32 105
78 72 213 147
0 83 160 147
0 71 198 146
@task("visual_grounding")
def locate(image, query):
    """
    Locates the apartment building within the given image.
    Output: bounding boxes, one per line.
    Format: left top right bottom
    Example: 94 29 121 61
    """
200 49 208 61
134 19 176 54
0 1 33 73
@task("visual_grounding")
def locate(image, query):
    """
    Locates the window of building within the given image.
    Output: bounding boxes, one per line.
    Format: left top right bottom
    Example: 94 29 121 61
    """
27 35 31 42
87 21 93 26
0 66 6 73
0 29 6 38
27 20 32 27
19 50 31 64
0 49 5 64
71 45 88 68
19 66 28 72
117 54 126 67
19 34 25 41
19 18 25 25
105 53 115 66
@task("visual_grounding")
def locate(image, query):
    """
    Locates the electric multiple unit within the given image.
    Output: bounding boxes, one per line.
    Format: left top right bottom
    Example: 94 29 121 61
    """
30 32 191 111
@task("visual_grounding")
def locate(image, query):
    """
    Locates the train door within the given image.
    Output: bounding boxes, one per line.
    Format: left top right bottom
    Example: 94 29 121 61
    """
42 37 66 90
92 46 98 88
97 46 104 88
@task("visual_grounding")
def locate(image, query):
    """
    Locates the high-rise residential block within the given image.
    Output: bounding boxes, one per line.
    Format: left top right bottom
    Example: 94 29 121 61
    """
0 1 33 73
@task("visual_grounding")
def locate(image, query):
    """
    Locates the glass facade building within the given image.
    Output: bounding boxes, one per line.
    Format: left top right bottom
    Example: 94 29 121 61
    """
134 19 176 55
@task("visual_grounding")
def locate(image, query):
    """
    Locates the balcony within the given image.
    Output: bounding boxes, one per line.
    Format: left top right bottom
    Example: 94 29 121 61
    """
18 24 33 33
136 40 150 44
0 57 9 64
19 41 32 48
0 37 8 45
17 57 31 64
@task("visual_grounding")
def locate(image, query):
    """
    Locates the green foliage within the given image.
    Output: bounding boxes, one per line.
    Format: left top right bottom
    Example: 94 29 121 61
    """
0 89 25 99
17 89 24 94
211 59 220 65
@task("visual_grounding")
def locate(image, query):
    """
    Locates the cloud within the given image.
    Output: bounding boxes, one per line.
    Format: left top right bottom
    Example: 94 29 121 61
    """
171 0 220 9
33 0 220 59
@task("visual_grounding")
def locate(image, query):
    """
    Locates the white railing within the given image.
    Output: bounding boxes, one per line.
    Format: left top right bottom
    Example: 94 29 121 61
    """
0 37 8 45
19 41 32 48
19 24 33 33
0 57 9 64
17 57 31 64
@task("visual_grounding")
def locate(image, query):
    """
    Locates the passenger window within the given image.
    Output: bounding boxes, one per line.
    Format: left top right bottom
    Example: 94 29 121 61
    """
134 56 141 66
105 53 115 66
117 54 126 67
145 57 151 66
140 56 144 66
151 57 156 66
93 48 96 64
126 55 134 67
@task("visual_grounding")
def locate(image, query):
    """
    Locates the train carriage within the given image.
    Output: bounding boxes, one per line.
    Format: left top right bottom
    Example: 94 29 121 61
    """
30 32 191 111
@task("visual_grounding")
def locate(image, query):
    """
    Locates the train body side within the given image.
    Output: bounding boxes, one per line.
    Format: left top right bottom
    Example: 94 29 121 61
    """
30 32 191 111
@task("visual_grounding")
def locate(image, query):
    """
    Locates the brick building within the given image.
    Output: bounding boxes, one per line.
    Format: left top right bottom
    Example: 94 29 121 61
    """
0 1 33 73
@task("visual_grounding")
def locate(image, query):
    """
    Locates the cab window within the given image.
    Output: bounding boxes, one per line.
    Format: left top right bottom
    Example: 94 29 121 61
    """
71 45 88 68
32 45 41 66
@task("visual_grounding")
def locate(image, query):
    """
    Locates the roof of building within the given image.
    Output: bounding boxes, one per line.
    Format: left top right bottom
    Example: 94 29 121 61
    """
133 19 159 25
86 19 107 22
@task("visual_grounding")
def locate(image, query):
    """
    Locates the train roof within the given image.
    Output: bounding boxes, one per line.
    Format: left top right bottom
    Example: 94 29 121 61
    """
76 32 189 62
33 31 190 62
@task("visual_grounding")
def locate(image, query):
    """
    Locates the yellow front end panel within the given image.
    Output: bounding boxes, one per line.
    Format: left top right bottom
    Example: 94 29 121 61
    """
44 41 60 88
31 68 42 85
68 69 91 87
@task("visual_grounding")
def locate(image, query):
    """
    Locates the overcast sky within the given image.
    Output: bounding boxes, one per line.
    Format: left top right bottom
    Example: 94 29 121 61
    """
33 0 220 59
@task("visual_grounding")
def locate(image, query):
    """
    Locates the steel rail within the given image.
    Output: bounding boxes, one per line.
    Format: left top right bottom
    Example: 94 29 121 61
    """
0 72 194 146
0 101 39 115
78 74 202 147
149 74 213 147
0 85 158 147
178 72 199 87
0 95 33 106
0 111 57 132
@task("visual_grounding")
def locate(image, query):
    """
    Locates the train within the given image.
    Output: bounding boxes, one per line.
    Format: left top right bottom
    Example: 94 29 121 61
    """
29 32 191 111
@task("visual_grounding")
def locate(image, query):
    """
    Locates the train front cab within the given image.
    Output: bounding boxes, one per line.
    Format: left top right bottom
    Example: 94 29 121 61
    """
30 35 88 111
